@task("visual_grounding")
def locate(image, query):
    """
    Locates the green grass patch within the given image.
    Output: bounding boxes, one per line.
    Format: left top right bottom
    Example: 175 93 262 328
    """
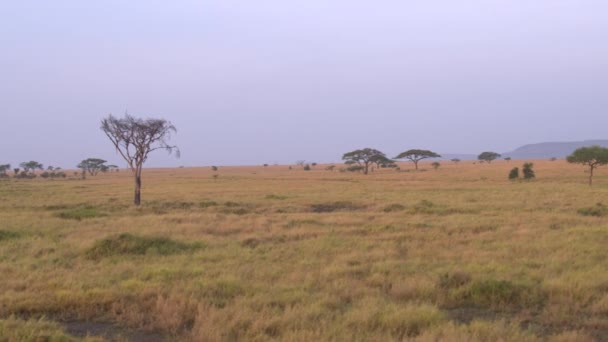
86 233 204 260
310 201 364 213
0 230 21 242
578 203 608 217
462 279 545 310
56 205 105 220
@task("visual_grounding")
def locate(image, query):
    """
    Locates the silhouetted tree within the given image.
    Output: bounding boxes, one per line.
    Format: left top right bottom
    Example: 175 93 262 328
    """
77 158 108 176
508 167 519 180
477 152 501 163
342 148 385 175
0 164 9 178
101 114 179 205
20 161 43 173
567 146 608 186
450 158 461 164
394 149 441 170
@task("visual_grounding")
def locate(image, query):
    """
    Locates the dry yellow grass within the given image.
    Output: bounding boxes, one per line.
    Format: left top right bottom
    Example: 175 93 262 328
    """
1 159 607 340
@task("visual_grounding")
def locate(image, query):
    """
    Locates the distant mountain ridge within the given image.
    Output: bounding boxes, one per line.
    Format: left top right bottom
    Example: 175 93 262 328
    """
502 140 608 159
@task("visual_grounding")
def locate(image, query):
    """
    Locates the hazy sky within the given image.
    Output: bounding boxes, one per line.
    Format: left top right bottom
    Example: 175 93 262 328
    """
2 1 607 167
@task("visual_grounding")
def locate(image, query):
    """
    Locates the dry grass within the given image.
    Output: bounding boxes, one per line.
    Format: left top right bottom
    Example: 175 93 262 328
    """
1 160 608 340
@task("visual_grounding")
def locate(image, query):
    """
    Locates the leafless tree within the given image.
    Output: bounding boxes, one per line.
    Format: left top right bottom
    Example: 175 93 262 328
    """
101 114 179 205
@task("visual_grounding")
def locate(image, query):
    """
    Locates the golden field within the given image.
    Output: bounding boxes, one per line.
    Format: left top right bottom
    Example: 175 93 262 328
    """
1 159 608 341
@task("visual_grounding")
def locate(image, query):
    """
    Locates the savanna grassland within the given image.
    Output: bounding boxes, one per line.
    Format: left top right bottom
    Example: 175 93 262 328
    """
1 160 608 341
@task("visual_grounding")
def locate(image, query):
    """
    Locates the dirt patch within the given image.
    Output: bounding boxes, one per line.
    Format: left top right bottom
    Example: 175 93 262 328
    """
64 321 165 341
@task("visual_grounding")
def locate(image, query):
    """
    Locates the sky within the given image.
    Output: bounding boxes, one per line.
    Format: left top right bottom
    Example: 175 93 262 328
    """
1 1 608 167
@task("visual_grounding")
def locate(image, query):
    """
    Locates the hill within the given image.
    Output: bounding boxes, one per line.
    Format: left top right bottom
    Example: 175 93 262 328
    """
502 140 608 159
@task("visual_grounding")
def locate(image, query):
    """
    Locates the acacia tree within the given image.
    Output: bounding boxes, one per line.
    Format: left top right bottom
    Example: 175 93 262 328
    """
394 149 441 170
477 151 501 163
101 114 179 206
0 164 10 178
567 146 608 186
342 148 385 175
20 161 43 173
77 158 108 176
370 154 396 170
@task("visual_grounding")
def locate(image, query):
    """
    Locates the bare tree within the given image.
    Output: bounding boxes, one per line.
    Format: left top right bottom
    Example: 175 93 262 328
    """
101 114 179 205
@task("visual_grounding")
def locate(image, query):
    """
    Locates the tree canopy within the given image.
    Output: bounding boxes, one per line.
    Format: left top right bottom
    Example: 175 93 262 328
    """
20 161 43 172
77 158 109 176
342 148 385 175
101 114 179 205
567 146 608 186
477 152 501 163
394 149 441 170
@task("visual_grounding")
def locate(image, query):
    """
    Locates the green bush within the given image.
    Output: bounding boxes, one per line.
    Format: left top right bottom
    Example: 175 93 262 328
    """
522 163 535 179
508 167 519 180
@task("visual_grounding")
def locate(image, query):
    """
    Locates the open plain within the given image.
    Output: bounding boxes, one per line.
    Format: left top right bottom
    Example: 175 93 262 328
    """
1 160 608 341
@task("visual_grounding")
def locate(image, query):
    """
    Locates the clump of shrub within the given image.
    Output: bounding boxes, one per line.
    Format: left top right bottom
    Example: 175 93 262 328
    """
508 167 519 180
383 203 406 212
56 205 105 220
86 233 203 260
310 201 364 213
346 165 364 173
522 162 535 179
578 203 608 217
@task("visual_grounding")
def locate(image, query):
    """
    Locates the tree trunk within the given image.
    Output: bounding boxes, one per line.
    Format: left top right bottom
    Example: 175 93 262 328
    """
414 160 419 170
364 163 369 175
589 166 594 186
134 172 142 206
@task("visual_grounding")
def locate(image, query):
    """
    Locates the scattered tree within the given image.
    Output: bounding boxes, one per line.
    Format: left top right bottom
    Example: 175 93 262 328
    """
295 160 306 168
522 162 535 180
342 148 386 175
20 161 43 173
508 167 519 180
303 164 311 171
566 146 608 186
450 158 461 164
504 157 512 161
101 114 179 206
394 149 441 170
0 164 10 178
431 162 441 170
370 155 396 170
211 166 218 171
325 165 336 171
477 152 501 163
77 158 108 176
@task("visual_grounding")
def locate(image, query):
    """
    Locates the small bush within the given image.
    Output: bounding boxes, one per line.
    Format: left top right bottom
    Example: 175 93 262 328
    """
383 204 406 212
303 164 311 171
464 279 544 309
346 165 364 172
431 162 440 170
508 167 519 180
522 162 535 179
578 203 608 217
86 233 203 260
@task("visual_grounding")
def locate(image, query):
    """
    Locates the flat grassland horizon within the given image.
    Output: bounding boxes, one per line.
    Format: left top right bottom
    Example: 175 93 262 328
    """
1 160 607 341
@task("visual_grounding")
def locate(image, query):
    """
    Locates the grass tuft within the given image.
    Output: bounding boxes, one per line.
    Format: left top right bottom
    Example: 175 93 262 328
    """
56 205 105 220
383 203 406 212
86 233 204 260
310 201 364 213
578 203 608 217
0 230 21 242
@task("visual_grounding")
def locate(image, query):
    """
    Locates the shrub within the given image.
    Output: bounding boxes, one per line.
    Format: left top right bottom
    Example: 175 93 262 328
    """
211 166 218 171
522 162 535 179
86 233 203 260
303 164 311 171
431 162 440 170
508 167 519 180
346 165 364 172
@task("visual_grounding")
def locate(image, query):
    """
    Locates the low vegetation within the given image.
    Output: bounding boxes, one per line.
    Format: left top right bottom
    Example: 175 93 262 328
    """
1 160 607 340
